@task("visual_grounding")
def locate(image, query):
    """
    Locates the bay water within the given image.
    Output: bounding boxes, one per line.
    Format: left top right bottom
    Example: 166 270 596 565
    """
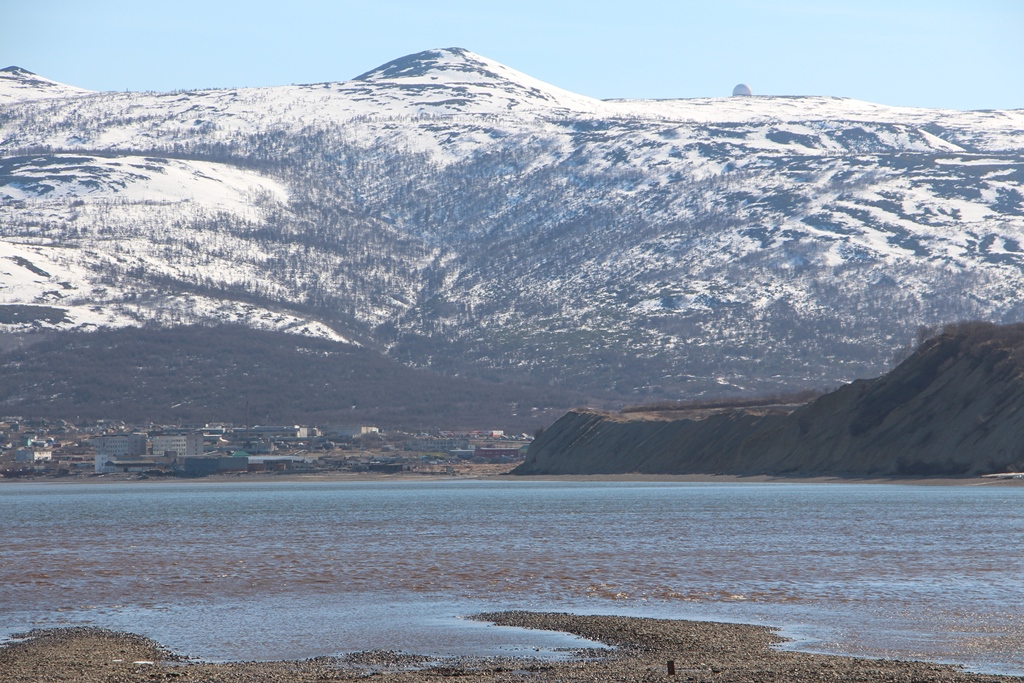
1 480 1022 673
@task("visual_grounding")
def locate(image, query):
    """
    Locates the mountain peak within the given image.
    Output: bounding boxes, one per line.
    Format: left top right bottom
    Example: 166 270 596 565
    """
351 47 604 113
0 65 91 104
354 48 494 82
1 66 37 76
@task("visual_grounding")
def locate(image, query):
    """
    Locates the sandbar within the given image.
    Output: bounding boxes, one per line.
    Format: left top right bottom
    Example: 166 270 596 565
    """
1 612 1018 682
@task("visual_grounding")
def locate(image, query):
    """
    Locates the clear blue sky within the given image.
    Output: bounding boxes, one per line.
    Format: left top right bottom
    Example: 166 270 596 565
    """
2 0 1021 110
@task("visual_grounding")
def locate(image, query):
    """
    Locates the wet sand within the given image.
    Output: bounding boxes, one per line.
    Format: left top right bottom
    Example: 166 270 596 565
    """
1 612 1017 682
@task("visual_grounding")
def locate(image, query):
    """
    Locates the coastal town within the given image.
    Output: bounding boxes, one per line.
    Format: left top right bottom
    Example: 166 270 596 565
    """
0 417 532 479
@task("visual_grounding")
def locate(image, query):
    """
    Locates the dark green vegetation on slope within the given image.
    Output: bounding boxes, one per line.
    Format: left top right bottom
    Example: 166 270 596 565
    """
0 326 587 429
517 322 1024 476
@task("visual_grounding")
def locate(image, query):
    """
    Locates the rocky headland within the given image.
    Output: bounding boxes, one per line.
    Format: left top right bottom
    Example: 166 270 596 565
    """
515 322 1024 477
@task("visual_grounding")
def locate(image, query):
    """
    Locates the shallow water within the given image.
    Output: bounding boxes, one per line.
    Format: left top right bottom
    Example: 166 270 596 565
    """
1 480 1022 673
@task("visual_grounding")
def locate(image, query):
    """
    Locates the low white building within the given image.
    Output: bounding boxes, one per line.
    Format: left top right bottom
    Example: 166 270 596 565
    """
151 433 204 458
15 448 51 463
92 434 147 472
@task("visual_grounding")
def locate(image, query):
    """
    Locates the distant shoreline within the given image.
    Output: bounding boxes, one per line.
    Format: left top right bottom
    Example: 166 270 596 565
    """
3 470 1023 486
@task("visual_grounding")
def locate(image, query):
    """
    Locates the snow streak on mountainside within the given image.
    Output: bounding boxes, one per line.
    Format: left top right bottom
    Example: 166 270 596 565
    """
1 48 1023 398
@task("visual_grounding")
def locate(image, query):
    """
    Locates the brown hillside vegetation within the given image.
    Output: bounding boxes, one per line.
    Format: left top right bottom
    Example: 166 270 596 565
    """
516 322 1024 477
0 325 588 430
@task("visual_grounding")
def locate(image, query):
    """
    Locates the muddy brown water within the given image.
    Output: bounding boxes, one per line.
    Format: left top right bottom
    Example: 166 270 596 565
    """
1 480 1022 673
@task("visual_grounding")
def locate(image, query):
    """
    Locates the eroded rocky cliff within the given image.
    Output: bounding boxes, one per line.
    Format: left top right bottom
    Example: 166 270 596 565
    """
515 322 1024 477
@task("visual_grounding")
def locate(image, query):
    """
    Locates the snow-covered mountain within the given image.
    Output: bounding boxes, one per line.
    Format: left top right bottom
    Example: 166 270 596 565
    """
1 47 1023 399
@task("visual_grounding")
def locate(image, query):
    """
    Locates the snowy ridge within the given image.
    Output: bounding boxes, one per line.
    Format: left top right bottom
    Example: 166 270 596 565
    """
0 66 92 105
2 87 1021 157
1 48 1023 397
1 51 1020 158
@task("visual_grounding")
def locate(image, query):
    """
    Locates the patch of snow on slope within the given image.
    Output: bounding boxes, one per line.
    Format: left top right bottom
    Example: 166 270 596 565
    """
0 242 95 304
0 241 352 343
0 155 287 217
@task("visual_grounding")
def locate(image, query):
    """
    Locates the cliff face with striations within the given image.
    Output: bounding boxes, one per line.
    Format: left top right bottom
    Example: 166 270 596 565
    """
513 409 787 475
515 322 1024 477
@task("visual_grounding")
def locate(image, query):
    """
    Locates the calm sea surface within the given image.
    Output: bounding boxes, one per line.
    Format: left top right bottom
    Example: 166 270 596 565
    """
1 480 1023 673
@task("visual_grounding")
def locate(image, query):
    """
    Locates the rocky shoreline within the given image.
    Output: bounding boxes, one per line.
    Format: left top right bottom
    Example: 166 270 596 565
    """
1 612 1018 682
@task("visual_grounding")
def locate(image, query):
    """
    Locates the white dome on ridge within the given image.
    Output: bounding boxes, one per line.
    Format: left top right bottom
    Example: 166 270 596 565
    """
732 83 753 96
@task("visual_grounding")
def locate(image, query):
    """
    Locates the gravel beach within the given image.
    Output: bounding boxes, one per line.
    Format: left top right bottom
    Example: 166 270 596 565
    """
1 612 1018 683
